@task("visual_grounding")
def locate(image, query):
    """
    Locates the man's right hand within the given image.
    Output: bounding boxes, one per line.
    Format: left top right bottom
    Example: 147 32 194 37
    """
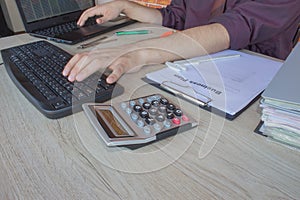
77 1 125 26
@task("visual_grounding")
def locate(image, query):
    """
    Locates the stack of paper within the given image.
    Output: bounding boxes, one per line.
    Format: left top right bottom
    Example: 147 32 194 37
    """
259 43 300 149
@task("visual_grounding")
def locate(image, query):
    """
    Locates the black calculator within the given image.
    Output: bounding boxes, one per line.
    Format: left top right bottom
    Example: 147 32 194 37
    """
82 94 198 148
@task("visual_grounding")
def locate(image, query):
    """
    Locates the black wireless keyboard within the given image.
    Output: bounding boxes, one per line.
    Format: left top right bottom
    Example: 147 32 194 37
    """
1 40 124 119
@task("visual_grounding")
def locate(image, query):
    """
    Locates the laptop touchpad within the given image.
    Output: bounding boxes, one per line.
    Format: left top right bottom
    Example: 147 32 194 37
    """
59 25 108 40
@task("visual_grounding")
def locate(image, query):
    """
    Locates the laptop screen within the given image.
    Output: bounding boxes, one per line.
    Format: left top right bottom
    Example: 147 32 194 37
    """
19 0 94 23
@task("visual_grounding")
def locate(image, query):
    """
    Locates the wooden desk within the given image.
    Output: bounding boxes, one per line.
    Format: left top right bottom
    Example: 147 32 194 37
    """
1 24 300 199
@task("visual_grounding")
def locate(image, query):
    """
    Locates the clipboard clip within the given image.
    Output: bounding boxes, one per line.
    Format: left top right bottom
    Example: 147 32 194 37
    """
160 81 212 107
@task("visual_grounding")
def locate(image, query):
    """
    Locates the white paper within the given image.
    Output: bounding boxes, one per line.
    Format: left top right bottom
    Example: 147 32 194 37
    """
146 50 282 116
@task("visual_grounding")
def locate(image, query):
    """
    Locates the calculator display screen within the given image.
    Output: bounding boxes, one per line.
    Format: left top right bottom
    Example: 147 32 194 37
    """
96 109 131 138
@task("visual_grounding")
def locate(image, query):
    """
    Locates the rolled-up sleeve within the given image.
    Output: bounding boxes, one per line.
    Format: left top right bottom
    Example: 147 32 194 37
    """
210 0 300 50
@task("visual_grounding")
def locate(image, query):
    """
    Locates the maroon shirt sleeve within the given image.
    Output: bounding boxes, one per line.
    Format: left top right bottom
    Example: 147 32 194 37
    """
158 0 187 30
210 1 299 47
159 0 300 59
158 1 216 30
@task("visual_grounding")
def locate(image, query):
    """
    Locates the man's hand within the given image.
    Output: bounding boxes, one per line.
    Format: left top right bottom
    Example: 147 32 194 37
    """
77 1 125 26
62 44 145 84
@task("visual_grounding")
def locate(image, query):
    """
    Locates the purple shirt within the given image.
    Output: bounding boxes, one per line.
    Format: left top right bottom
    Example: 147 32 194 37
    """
159 0 300 59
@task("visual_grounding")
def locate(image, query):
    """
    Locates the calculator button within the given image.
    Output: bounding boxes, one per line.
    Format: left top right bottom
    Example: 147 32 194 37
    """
143 102 151 109
133 104 143 112
140 110 149 118
163 120 172 128
156 114 165 122
138 98 144 104
145 117 155 125
172 117 181 125
126 107 132 115
151 100 159 107
160 98 169 105
143 126 152 134
129 100 135 107
120 102 127 110
149 108 158 115
166 112 175 119
167 103 176 110
147 96 155 103
136 119 144 127
130 113 138 121
174 108 183 117
158 105 167 113
153 123 162 132
153 95 161 100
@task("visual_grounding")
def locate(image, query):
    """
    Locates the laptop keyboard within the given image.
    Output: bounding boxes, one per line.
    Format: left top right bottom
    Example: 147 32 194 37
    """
1 40 124 119
34 17 98 38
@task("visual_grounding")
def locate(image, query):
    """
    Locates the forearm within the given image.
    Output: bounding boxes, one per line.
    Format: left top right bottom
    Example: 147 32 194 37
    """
63 23 230 84
183 23 230 55
134 23 230 65
118 0 162 24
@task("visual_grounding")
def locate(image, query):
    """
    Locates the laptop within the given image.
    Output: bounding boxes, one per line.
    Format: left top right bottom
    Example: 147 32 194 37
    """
15 0 136 44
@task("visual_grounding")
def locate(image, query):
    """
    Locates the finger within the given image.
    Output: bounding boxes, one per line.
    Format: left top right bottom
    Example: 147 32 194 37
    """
62 54 83 76
77 6 102 26
106 73 118 84
67 54 94 82
96 17 105 24
106 62 125 84
75 59 106 82
95 15 112 24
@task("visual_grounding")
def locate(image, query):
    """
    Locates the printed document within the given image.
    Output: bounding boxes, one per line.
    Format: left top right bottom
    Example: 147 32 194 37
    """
146 50 282 116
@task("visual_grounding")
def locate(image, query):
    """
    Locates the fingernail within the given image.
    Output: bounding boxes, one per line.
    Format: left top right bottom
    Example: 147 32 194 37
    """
106 76 115 84
96 19 102 24
62 70 68 76
68 75 74 82
76 74 84 82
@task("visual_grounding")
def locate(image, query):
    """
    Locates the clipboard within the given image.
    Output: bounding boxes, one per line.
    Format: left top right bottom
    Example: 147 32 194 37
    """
143 50 283 120
142 77 262 120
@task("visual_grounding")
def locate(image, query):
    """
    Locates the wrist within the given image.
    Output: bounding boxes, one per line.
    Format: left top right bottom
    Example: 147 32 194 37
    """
117 0 135 15
134 46 177 66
